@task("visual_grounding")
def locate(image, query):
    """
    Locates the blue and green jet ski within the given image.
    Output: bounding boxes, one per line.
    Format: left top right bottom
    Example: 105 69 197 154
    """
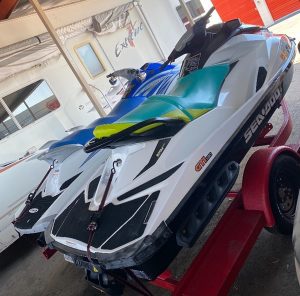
14 62 180 236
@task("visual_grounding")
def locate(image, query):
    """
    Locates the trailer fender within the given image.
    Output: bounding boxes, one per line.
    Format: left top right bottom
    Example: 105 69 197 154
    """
242 146 300 227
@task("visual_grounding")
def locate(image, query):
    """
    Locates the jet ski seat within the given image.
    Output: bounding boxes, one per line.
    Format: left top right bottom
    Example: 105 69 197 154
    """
49 96 148 149
94 64 230 139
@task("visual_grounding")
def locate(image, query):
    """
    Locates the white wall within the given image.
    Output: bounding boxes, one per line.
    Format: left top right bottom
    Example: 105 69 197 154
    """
140 0 222 59
140 0 186 58
95 7 162 68
166 0 221 25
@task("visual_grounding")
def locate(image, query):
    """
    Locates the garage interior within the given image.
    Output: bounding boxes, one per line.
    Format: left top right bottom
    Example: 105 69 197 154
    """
0 0 300 295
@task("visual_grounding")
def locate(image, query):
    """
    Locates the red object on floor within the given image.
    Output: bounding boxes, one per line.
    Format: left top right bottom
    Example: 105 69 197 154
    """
151 271 178 292
43 248 57 259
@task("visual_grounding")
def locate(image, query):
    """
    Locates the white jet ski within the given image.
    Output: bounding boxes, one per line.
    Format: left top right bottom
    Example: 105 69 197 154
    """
45 7 295 289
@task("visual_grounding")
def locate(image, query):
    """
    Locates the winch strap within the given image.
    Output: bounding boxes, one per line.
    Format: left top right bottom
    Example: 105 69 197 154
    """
125 268 154 296
86 229 95 262
14 161 55 223
86 160 119 261
29 161 55 202
98 164 116 211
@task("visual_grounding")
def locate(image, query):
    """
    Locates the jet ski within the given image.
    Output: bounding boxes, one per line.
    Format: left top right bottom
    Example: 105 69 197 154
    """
47 7 295 287
14 62 180 236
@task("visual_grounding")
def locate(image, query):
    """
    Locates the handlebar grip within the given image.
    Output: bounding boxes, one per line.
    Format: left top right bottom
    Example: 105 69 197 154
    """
205 6 215 19
160 60 170 71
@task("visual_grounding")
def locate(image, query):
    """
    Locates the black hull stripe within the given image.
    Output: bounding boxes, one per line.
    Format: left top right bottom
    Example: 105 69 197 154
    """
60 172 82 191
118 163 183 201
134 138 171 179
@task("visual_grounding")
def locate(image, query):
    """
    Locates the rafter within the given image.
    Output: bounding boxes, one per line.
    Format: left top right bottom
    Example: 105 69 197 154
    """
0 0 20 20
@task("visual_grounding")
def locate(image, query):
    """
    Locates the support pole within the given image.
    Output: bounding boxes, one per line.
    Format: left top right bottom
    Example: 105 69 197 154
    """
179 0 195 26
0 98 22 129
29 0 106 116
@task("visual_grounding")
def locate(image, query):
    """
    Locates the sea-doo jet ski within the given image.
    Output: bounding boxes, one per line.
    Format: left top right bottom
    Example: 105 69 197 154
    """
48 7 295 284
14 63 180 236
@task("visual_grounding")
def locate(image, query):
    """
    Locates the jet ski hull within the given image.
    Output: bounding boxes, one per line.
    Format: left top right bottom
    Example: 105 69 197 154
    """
49 56 294 280
48 24 296 281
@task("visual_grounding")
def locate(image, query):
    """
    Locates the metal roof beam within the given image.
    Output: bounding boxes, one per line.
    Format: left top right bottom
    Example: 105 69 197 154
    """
0 0 131 48
28 0 106 117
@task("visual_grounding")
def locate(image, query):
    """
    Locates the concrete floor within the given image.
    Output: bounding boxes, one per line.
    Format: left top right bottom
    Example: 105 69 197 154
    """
1 13 300 296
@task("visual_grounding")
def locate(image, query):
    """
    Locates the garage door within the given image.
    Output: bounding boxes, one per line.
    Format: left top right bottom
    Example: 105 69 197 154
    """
211 0 264 25
266 0 300 21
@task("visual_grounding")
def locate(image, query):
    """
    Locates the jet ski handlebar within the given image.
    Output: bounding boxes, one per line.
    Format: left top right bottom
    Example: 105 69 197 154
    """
85 117 186 153
161 6 215 69
107 68 146 85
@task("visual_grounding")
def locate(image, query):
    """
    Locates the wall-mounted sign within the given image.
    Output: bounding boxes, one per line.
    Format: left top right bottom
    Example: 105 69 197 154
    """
96 8 161 70
115 20 143 57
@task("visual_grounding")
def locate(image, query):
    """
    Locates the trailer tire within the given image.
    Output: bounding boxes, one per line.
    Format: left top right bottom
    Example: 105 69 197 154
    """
268 154 300 235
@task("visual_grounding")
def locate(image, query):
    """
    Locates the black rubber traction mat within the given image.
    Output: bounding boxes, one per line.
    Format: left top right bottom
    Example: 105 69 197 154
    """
52 192 159 249
15 173 81 230
14 192 61 230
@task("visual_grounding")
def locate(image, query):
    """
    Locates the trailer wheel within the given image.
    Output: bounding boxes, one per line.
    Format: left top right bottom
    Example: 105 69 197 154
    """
268 154 300 235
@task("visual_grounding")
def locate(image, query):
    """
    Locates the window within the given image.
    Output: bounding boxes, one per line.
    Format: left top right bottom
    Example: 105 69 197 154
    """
75 43 105 78
0 107 19 140
176 0 205 29
0 80 60 140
